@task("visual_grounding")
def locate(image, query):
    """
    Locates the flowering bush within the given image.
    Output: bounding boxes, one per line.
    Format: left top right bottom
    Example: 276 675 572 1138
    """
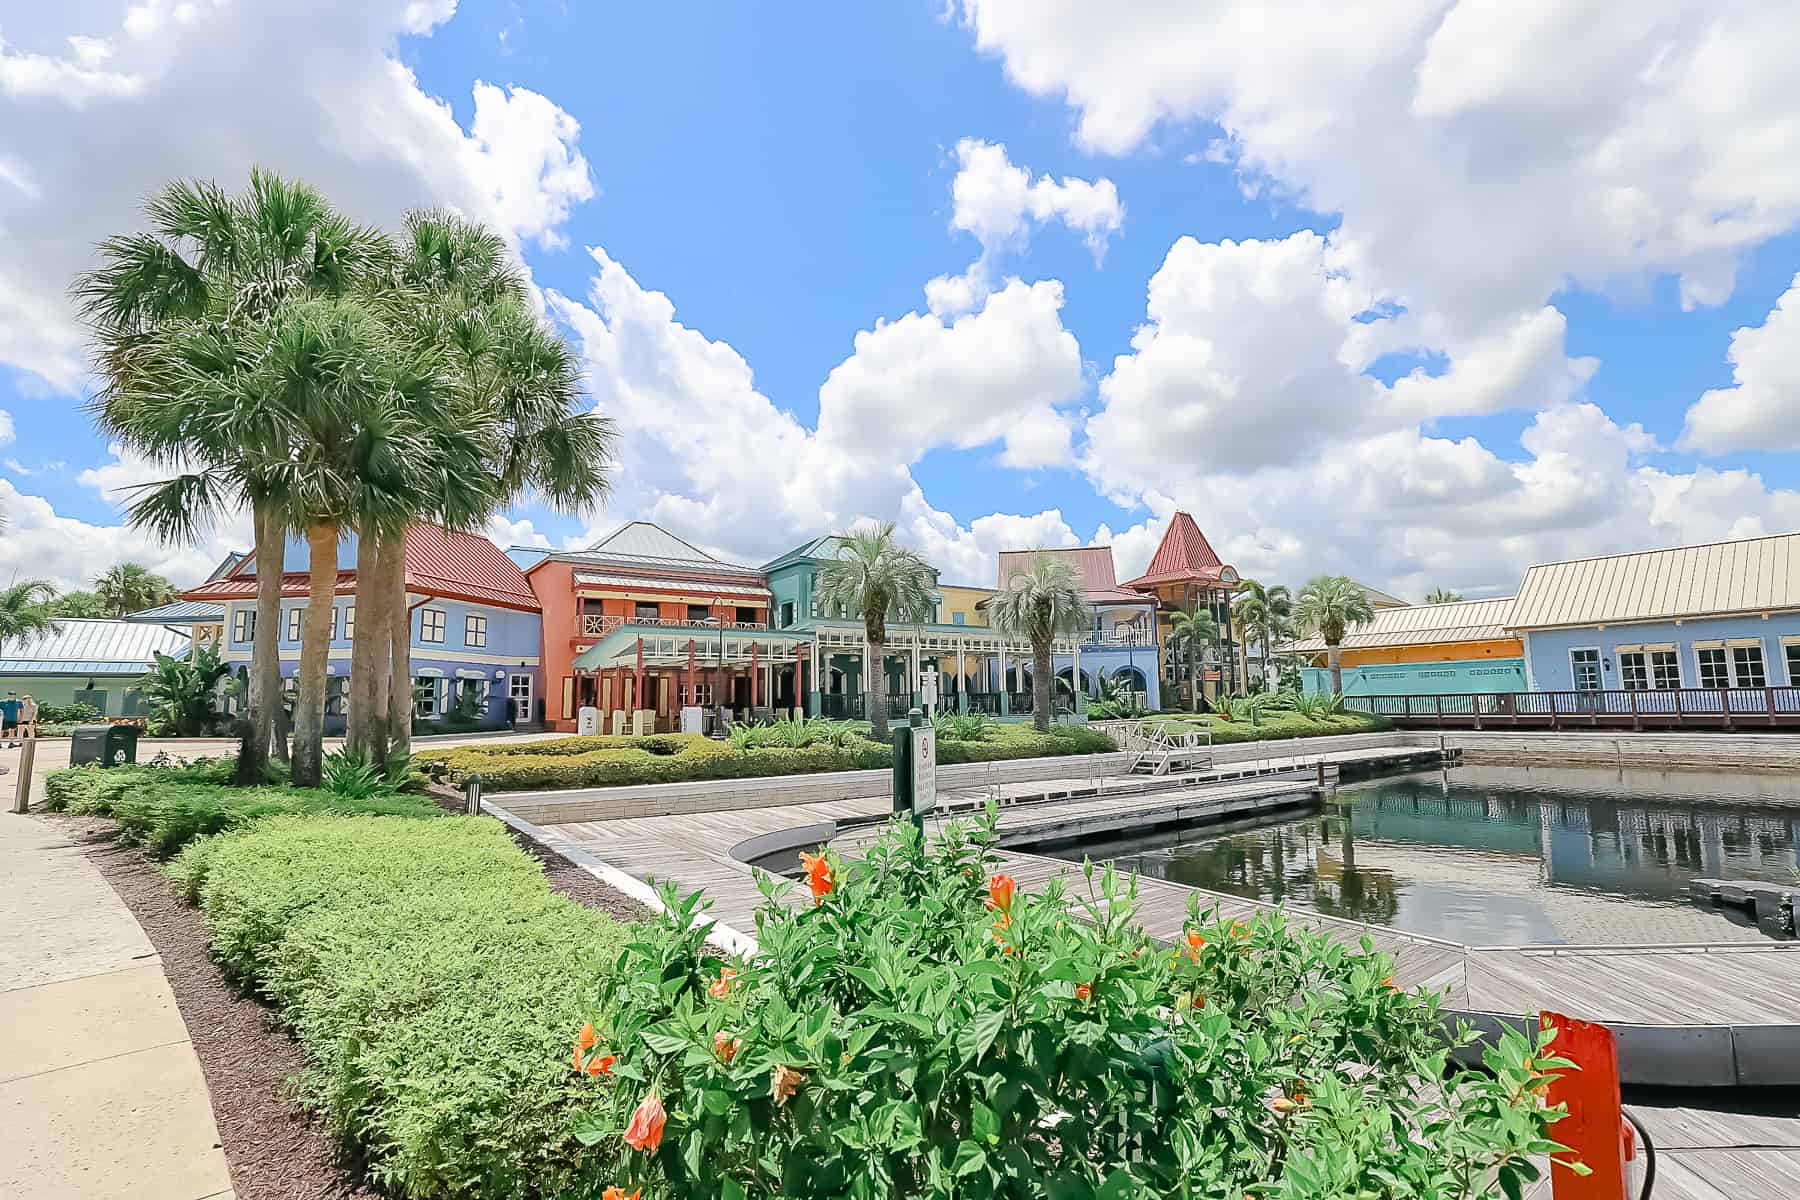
571 810 1569 1198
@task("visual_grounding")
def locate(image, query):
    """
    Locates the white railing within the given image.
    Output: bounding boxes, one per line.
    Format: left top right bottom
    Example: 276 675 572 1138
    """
1078 627 1156 648
578 614 769 638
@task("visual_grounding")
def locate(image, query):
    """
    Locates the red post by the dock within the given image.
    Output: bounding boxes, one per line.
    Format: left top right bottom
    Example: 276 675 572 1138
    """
1542 1010 1633 1200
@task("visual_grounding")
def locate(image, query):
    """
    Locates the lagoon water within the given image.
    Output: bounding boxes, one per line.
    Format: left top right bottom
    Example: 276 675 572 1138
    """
1044 764 1800 945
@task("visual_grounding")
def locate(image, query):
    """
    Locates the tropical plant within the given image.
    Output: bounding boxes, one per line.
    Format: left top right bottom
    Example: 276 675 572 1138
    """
49 590 109 618
987 550 1087 734
1234 578 1292 694
1211 690 1269 725
319 747 405 800
1165 605 1219 712
1294 574 1376 697
1292 691 1348 720
137 642 231 736
0 578 61 642
931 710 994 742
93 561 178 616
570 809 1572 1200
77 170 391 784
814 523 935 740
1423 587 1463 604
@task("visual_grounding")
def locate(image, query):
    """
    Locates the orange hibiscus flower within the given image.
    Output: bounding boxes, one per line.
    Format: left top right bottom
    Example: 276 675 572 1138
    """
987 872 1017 912
1074 982 1092 1002
623 1092 667 1153
714 1031 743 1064
771 1064 807 1107
601 1188 640 1200
708 966 738 999
799 852 835 905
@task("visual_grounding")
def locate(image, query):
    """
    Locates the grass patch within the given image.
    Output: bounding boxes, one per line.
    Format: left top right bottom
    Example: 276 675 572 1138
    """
1150 709 1392 744
418 723 1116 792
171 813 630 1200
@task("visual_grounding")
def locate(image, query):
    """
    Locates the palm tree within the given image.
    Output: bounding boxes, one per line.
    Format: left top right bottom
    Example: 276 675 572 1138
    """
988 552 1087 733
342 211 613 763
51 591 109 619
0 579 61 642
76 170 387 784
1294 574 1375 696
1233 579 1292 693
1166 606 1218 710
1423 587 1462 604
93 562 177 616
815 523 935 740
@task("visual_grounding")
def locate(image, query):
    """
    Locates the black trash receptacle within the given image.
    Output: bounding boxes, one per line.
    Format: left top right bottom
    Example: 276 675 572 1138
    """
69 724 139 767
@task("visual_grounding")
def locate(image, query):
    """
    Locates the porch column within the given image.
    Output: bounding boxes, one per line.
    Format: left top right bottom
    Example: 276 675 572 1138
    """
956 641 967 713
1072 639 1082 706
909 636 920 707
809 633 823 715
634 636 645 714
998 642 1010 716
687 639 696 706
750 640 760 707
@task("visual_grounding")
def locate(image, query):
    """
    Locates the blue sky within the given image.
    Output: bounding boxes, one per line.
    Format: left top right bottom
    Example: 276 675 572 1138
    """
5 2 1800 596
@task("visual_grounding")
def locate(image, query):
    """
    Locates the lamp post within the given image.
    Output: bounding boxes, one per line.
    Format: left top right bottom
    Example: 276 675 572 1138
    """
712 595 726 716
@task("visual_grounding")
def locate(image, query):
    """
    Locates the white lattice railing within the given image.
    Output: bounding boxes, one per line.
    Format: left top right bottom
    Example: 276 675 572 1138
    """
578 614 768 638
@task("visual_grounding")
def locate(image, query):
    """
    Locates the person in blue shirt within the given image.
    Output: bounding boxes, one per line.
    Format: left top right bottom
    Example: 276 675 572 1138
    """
0 694 18 748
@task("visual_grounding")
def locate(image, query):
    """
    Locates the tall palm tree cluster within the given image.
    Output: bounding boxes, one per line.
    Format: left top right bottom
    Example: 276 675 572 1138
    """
988 551 1086 734
814 523 936 740
75 171 614 786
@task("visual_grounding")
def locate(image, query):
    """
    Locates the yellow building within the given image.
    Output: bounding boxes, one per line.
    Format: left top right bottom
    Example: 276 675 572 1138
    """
937 584 994 627
1286 596 1526 696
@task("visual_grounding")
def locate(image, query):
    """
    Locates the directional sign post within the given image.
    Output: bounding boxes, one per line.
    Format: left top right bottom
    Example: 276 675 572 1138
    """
891 707 937 833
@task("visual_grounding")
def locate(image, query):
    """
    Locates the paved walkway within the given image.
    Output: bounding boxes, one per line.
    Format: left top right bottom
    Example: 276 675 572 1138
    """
0 774 233 1197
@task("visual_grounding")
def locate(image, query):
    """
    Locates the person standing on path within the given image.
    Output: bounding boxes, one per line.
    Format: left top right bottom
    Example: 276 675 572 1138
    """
18 694 37 740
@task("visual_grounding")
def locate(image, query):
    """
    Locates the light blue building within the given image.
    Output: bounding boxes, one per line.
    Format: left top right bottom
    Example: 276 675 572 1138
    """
183 524 544 731
994 547 1162 711
1511 533 1800 703
1288 596 1525 698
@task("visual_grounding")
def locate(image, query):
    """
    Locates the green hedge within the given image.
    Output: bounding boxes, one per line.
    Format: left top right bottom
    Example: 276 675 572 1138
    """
1153 710 1391 744
43 762 440 857
171 814 629 1199
418 724 1116 792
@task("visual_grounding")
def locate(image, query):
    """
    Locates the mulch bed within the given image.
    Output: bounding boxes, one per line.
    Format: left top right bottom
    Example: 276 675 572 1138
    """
70 799 652 1200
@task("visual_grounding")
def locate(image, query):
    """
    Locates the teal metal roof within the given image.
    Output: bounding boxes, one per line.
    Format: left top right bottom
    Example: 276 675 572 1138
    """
761 535 841 572
573 623 813 670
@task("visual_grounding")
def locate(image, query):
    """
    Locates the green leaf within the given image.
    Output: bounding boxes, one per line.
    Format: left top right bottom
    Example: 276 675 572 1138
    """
721 1179 746 1200
972 1099 999 1143
952 1140 988 1177
958 1007 1007 1064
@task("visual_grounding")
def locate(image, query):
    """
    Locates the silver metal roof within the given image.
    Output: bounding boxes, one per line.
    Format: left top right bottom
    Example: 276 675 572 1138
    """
1507 532 1800 630
0 618 192 676
559 520 762 576
1285 597 1518 652
121 599 225 624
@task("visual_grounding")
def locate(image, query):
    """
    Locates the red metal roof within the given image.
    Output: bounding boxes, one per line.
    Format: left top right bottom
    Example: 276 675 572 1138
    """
182 524 540 612
1122 512 1232 589
995 547 1151 604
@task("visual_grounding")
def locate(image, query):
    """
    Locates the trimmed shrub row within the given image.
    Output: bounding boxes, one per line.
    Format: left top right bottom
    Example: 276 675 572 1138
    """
418 723 1117 792
171 814 629 1199
1153 710 1392 744
43 763 441 857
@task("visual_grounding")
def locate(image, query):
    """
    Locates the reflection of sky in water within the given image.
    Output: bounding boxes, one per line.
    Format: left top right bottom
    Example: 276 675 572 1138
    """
1043 765 1800 945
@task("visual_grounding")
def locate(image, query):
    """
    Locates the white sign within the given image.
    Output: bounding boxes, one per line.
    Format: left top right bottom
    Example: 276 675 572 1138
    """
912 725 937 816
918 667 940 710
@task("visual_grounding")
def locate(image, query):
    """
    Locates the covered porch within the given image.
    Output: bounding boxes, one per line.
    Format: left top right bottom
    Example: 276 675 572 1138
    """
571 626 814 733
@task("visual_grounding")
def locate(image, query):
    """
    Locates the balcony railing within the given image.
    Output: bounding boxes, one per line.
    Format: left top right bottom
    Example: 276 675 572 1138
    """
1344 687 1800 730
578 614 768 638
1078 627 1156 648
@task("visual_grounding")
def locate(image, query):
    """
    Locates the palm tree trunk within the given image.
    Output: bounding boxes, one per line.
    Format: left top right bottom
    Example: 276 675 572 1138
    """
291 521 338 787
385 543 413 759
1328 643 1343 697
238 501 285 783
867 638 889 740
1032 641 1052 733
346 531 379 757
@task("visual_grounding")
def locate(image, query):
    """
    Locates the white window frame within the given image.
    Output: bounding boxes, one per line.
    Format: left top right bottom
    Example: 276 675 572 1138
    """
1731 643 1768 689
1568 646 1601 691
233 608 255 643
286 606 304 642
344 605 355 642
329 606 338 640
1619 650 1649 692
414 674 440 718
508 673 533 710
1648 648 1681 690
419 607 446 644
1695 646 1730 689
465 612 488 648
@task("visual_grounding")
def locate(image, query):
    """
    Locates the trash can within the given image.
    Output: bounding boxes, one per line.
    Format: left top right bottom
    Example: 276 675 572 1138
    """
69 724 139 767
577 706 600 736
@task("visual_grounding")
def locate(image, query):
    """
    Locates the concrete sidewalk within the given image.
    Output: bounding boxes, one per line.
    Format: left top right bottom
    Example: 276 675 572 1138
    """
0 805 233 1199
